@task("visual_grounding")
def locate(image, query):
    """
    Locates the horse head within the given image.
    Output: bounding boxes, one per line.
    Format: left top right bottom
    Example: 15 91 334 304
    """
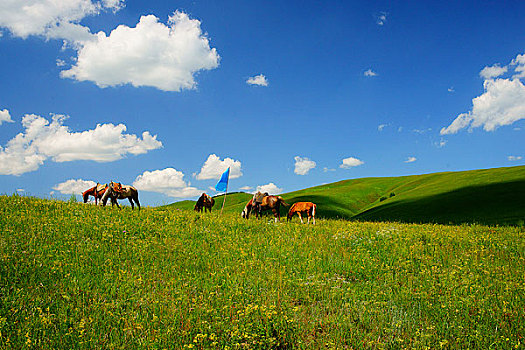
82 190 90 203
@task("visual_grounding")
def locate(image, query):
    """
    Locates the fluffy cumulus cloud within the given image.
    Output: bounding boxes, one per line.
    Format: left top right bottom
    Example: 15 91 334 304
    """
246 74 269 86
133 167 202 198
239 185 253 191
376 11 387 26
61 12 220 91
442 53 525 135
479 64 508 80
405 156 417 163
0 0 122 43
0 109 13 125
195 154 242 180
0 113 162 175
294 156 316 175
256 182 283 195
340 156 364 169
53 179 97 194
0 2 219 92
364 69 378 77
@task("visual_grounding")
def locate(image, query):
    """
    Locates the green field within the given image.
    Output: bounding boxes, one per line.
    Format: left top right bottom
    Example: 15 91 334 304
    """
167 165 525 226
1 194 524 348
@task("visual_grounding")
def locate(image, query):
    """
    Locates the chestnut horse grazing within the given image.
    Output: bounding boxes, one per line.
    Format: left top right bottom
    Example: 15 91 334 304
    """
194 193 215 212
82 183 107 205
241 195 289 222
101 181 141 210
287 202 317 224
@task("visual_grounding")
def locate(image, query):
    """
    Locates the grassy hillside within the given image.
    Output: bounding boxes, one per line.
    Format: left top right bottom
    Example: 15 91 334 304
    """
1 195 523 348
166 166 525 225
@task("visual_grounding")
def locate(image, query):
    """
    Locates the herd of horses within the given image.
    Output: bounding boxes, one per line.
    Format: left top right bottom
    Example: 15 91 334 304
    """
198 192 317 224
82 185 316 224
82 182 141 210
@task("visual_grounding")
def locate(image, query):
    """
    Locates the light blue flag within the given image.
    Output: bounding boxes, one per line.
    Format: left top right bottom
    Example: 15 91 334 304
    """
215 167 230 192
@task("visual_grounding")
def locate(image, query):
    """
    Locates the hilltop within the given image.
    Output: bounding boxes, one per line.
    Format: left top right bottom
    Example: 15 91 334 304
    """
164 165 525 225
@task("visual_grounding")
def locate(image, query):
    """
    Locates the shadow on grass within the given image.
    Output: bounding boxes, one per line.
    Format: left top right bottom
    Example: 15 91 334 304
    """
353 180 525 226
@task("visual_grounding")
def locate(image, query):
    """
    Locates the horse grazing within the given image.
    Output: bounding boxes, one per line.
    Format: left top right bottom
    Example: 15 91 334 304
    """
241 195 289 222
287 202 317 224
101 181 141 210
194 193 215 213
82 183 108 205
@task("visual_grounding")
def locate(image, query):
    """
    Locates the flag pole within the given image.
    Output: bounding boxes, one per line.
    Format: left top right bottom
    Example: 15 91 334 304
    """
220 167 230 215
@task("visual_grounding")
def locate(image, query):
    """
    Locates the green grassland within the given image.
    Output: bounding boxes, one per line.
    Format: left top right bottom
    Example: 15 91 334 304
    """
1 194 524 348
167 165 525 226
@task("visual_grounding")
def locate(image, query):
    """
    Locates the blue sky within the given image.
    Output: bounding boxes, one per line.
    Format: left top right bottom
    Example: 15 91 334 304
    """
1 0 524 206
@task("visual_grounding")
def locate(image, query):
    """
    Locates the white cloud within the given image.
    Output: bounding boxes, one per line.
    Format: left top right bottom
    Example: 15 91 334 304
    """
378 123 388 131
195 154 242 180
364 69 378 77
294 156 316 175
246 74 269 86
404 156 417 163
239 186 253 191
0 109 13 125
480 64 507 80
53 179 97 194
448 87 455 93
0 2 219 92
434 138 447 148
508 155 522 161
441 78 525 134
442 53 525 135
16 188 24 192
61 12 220 91
376 12 387 26
0 113 162 175
323 167 336 172
413 128 432 134
340 156 364 169
511 54 525 78
133 167 202 198
0 0 121 43
256 182 283 195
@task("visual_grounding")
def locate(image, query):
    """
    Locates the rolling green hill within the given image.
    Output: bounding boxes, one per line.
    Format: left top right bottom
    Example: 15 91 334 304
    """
164 166 525 225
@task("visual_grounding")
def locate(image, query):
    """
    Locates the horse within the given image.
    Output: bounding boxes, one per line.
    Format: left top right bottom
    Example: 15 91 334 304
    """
287 202 317 224
101 181 141 210
194 193 215 213
82 183 108 205
241 195 289 222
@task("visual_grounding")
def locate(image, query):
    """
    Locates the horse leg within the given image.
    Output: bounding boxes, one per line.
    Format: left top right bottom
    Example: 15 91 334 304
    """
112 197 120 209
134 194 141 210
273 209 279 223
298 212 303 224
128 197 134 210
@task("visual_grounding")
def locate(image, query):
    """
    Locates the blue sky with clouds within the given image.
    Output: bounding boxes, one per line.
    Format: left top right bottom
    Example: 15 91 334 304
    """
0 0 524 206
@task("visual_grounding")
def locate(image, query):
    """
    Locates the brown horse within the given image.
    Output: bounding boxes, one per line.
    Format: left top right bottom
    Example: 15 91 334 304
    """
101 181 141 210
82 183 108 205
287 202 317 224
241 195 289 222
194 193 215 213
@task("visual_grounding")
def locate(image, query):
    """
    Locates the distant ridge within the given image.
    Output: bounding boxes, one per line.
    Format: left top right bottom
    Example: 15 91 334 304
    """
163 166 525 225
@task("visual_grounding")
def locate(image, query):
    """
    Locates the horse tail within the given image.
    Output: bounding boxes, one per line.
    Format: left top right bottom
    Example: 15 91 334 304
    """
133 188 141 210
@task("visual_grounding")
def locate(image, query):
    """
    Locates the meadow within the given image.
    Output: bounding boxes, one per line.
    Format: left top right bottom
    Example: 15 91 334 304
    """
1 194 524 349
168 165 525 226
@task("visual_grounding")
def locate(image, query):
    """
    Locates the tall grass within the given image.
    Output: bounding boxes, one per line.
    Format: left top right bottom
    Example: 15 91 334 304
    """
1 195 523 348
